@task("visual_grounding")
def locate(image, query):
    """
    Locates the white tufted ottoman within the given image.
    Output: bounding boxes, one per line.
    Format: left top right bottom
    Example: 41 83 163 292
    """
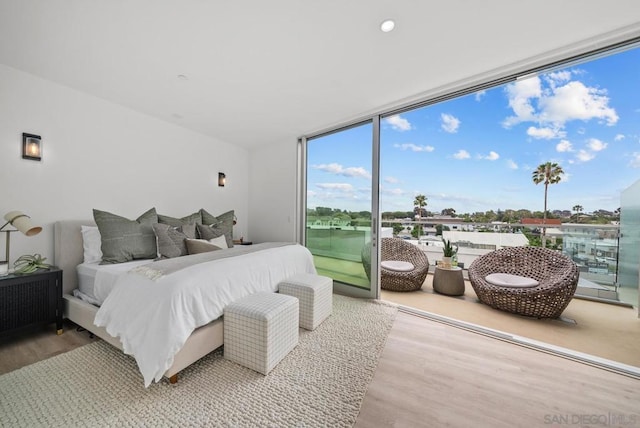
224 292 299 375
279 273 333 330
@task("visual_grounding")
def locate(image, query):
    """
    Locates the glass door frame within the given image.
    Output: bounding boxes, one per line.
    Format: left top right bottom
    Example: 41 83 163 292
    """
298 117 381 300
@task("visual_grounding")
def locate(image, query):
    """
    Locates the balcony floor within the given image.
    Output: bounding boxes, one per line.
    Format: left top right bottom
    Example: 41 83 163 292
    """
315 255 640 369
382 274 640 368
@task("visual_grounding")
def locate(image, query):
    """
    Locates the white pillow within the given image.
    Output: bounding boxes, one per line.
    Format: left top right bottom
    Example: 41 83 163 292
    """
485 273 539 288
381 260 414 272
208 235 229 249
81 225 103 264
185 235 229 249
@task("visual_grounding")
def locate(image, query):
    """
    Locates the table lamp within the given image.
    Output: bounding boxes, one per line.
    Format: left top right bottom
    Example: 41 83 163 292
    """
0 211 42 266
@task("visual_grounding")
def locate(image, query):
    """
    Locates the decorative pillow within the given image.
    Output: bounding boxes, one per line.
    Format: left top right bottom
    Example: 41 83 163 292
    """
93 208 158 264
198 209 234 248
152 223 196 259
381 260 414 272
157 212 201 236
185 238 222 255
485 273 540 288
81 225 103 264
208 234 228 249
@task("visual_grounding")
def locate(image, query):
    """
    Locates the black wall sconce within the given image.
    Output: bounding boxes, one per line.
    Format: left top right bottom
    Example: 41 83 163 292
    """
22 133 42 161
218 172 226 187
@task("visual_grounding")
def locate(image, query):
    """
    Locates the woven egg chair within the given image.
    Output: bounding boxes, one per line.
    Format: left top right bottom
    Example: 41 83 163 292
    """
468 246 579 319
362 238 429 291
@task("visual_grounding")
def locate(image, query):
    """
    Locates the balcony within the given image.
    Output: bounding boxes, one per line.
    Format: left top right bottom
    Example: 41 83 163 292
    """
309 227 640 371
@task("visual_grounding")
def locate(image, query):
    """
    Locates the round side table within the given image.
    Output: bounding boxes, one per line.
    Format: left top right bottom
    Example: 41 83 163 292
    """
433 266 465 296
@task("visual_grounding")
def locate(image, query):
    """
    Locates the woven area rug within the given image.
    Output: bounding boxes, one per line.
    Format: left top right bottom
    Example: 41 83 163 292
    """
0 295 397 427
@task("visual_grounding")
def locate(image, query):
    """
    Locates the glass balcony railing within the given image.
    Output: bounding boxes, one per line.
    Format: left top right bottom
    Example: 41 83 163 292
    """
306 220 638 308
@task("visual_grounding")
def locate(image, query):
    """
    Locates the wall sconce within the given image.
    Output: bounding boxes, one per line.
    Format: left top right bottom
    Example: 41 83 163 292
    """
1 211 42 266
22 133 42 161
218 172 226 187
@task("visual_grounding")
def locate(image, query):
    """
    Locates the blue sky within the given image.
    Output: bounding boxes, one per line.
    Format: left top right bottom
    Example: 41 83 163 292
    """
307 46 640 215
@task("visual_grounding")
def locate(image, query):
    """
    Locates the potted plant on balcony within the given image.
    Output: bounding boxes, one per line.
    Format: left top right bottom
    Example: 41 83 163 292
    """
441 239 457 269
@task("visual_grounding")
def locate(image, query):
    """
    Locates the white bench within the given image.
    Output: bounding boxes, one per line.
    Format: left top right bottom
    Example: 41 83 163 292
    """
223 292 299 375
279 273 333 331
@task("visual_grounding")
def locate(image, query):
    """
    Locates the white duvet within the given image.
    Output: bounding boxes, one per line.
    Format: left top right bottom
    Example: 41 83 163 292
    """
94 243 316 387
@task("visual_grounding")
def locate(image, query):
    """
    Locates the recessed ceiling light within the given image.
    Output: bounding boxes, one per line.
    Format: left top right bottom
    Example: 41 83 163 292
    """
380 19 395 33
177 74 189 81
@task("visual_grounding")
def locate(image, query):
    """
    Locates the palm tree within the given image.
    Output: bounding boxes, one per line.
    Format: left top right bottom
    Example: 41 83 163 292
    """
414 194 427 222
572 205 583 223
532 162 564 248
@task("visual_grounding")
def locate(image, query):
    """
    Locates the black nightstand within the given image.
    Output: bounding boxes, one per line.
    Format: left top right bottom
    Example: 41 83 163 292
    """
0 267 63 337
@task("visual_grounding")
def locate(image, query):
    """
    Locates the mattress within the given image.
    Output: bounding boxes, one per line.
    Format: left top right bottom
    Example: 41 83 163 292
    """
76 260 152 305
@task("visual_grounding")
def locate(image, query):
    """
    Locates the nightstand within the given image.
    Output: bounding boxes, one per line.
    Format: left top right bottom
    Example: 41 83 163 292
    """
0 267 63 337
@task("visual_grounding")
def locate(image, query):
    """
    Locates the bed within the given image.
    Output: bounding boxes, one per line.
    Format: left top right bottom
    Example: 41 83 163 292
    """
54 220 316 387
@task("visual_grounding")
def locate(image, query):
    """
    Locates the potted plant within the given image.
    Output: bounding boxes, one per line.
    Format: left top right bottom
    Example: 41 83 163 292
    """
441 239 457 269
13 254 51 274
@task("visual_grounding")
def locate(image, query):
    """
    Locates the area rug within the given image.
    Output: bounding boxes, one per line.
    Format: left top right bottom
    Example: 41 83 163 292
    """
0 295 397 427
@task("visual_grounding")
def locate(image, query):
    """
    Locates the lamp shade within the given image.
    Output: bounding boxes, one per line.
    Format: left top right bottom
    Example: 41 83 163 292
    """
3 211 42 236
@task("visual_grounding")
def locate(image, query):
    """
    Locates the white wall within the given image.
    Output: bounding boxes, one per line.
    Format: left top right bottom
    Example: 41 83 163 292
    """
0 64 249 265
248 140 298 243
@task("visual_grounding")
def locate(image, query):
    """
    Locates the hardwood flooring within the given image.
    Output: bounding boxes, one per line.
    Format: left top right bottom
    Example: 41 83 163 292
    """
0 320 94 375
355 311 640 428
2 312 639 428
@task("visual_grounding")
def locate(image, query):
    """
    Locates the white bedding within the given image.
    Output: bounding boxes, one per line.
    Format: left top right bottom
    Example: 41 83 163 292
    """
94 243 316 387
77 260 152 304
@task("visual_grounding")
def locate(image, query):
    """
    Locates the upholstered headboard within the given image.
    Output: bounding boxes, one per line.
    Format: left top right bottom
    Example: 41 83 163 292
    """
54 220 96 296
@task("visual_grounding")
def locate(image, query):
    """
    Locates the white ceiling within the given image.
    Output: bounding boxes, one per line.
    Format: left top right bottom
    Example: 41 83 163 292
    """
1 1 639 149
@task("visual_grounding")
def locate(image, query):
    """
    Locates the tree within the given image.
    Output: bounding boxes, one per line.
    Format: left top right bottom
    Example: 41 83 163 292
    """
392 223 405 236
572 205 583 223
414 194 427 221
532 162 564 248
441 208 456 217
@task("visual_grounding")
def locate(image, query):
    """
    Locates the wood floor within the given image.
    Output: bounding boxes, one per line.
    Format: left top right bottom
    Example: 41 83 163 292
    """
0 320 94 375
356 311 640 428
2 313 639 428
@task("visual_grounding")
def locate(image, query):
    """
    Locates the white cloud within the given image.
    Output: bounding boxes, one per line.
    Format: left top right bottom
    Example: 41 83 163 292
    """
479 151 500 161
384 115 413 131
587 138 608 152
453 149 470 160
576 150 595 162
311 163 371 179
384 176 399 184
561 172 571 182
440 113 461 133
614 134 625 141
475 90 486 101
556 140 573 152
538 81 618 126
502 77 618 130
380 187 406 196
393 143 435 152
629 152 640 168
315 183 354 191
526 126 566 139
544 70 572 86
502 76 542 127
507 159 518 169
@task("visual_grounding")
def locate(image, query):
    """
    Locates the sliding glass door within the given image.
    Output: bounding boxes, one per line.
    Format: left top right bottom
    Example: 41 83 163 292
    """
303 120 379 298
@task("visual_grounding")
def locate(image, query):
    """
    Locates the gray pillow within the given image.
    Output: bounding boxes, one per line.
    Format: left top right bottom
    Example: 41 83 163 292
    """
199 209 234 247
153 223 196 259
157 212 201 236
185 239 221 255
93 208 158 264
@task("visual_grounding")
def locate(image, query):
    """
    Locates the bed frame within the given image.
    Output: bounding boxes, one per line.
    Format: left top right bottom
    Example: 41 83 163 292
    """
53 220 223 384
